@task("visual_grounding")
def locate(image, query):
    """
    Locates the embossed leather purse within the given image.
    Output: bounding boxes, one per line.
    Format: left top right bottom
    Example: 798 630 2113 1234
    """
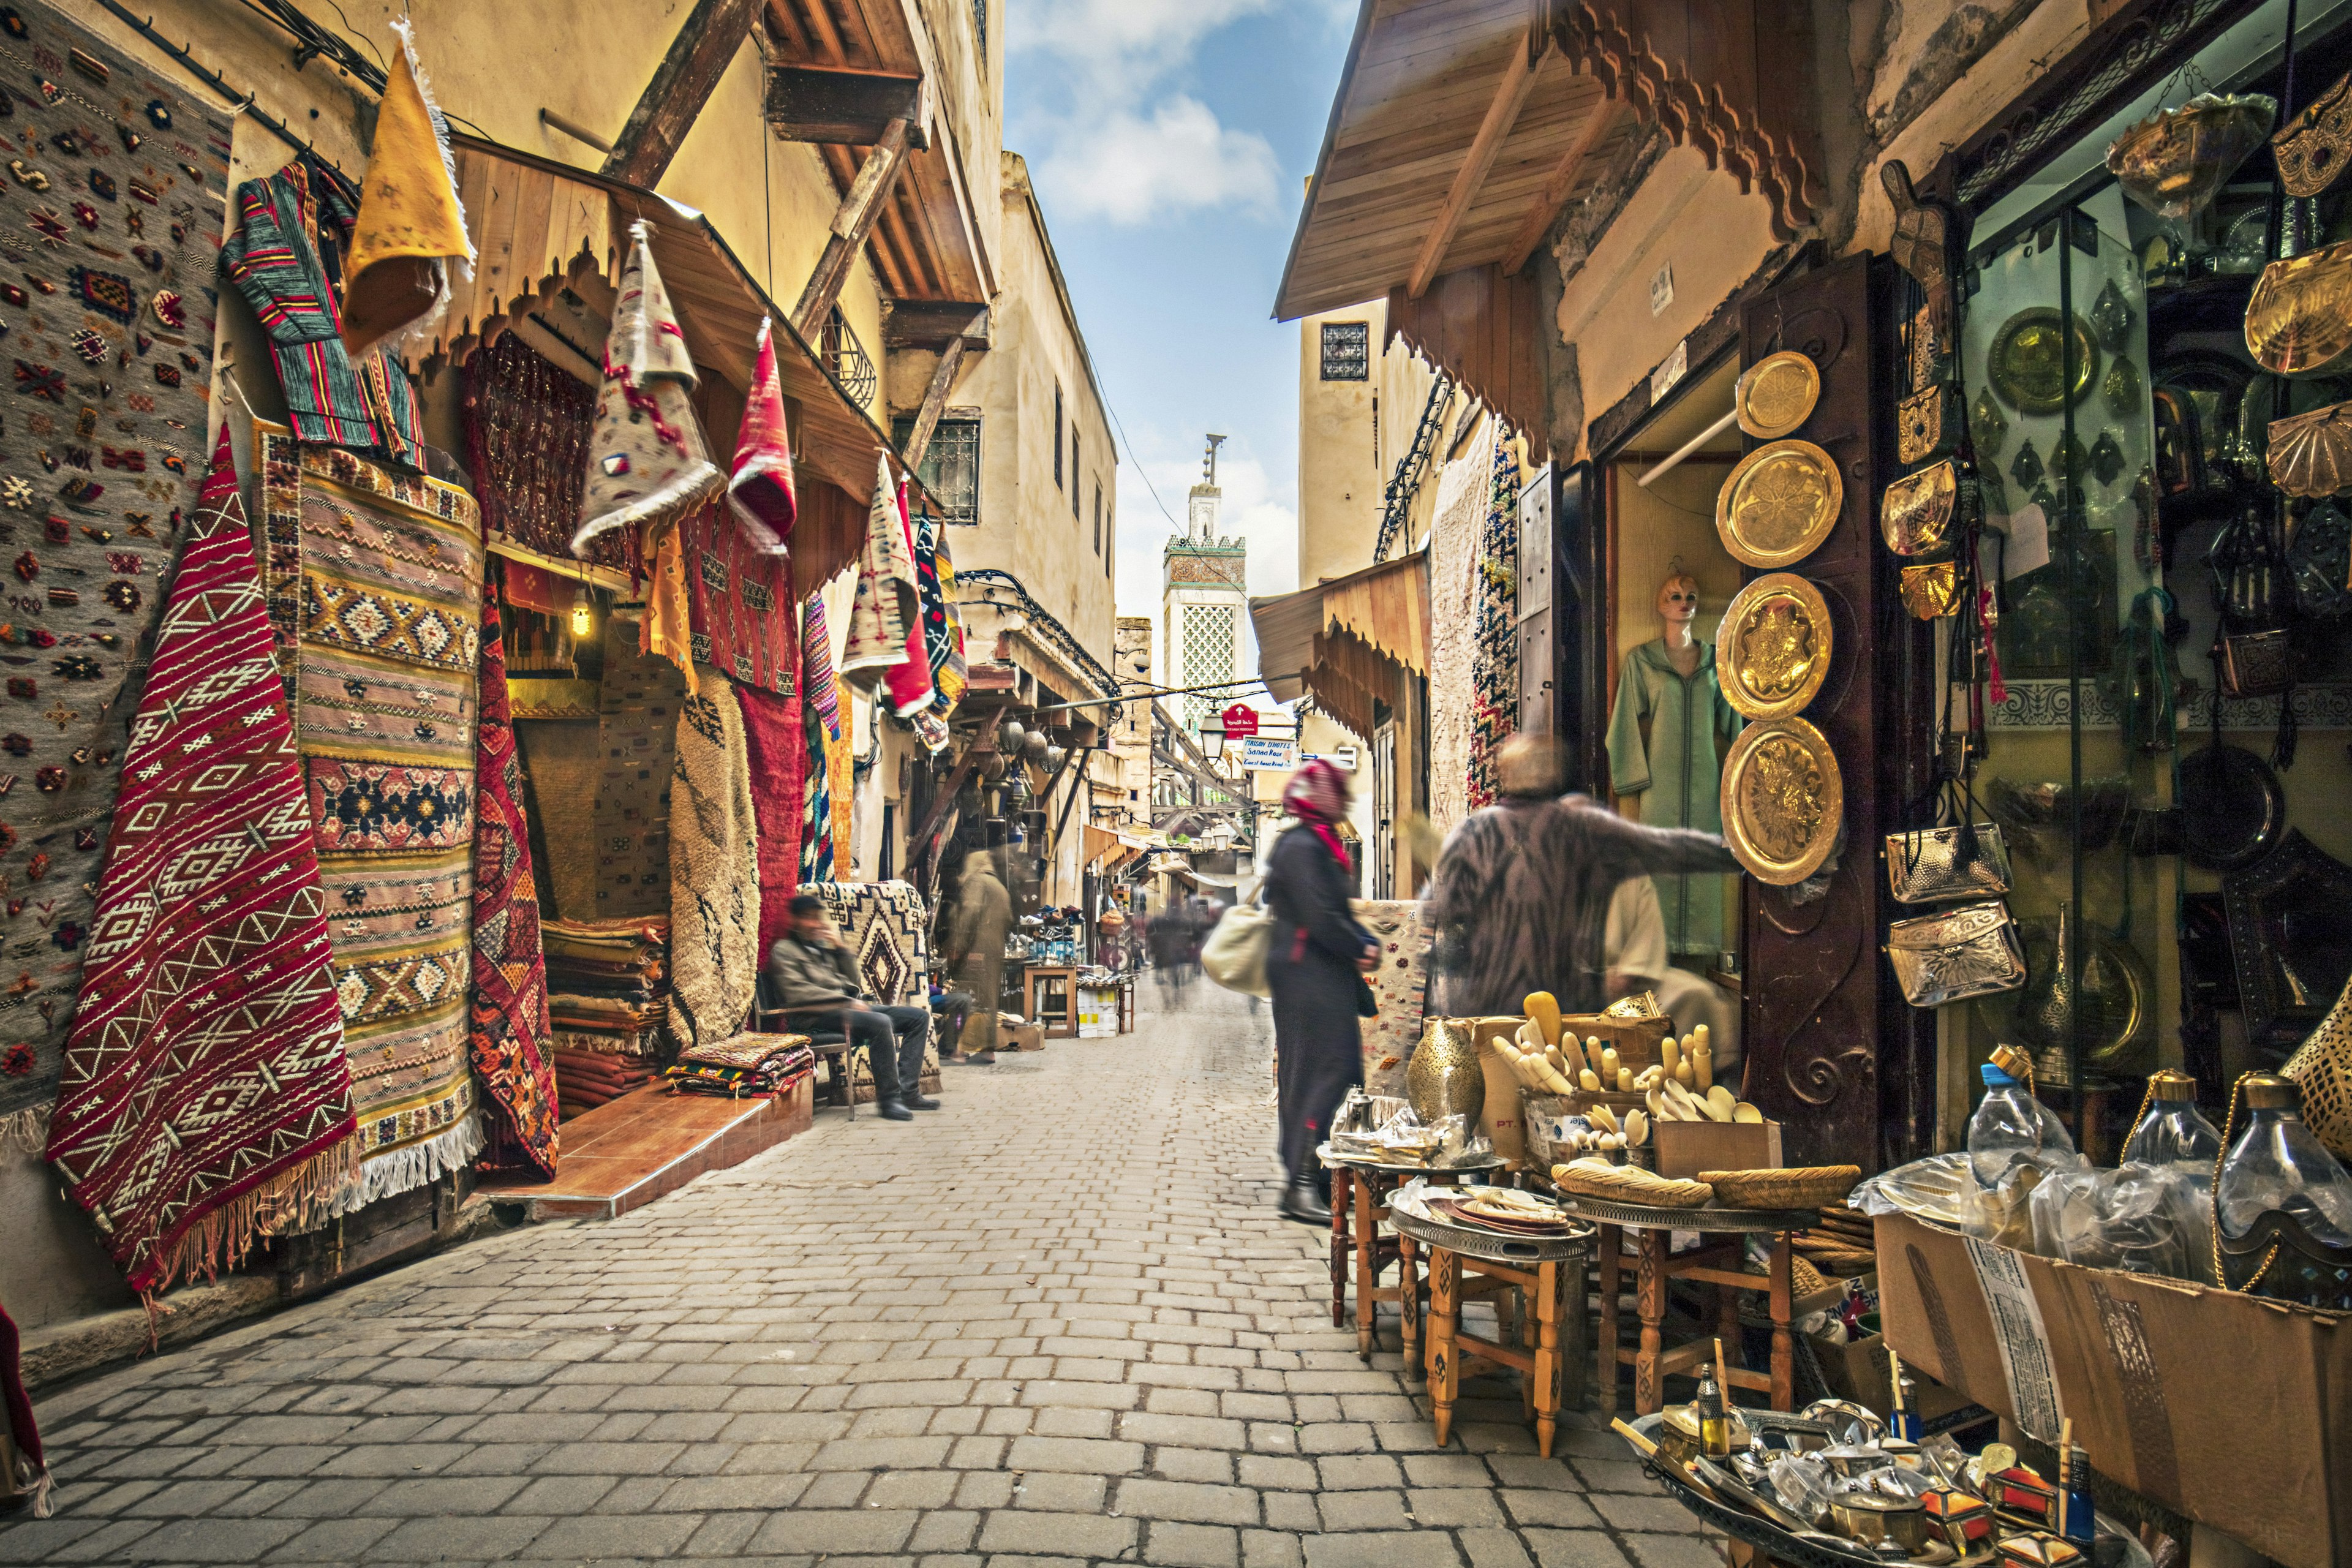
1885 785 2013 907
2246 238 2352 377
1900 560 1964 619
1885 899 2027 1008
1882 459 1959 556
2222 627 2295 697
2274 71 2352 197
1897 383 1960 465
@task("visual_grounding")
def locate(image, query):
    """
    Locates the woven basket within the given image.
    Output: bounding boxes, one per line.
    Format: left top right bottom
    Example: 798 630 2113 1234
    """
1698 1164 1861 1210
1790 1255 1831 1296
1551 1160 1716 1208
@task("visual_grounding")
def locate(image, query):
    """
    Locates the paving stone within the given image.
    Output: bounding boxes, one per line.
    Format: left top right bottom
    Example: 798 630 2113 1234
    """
975 1510 1140 1559
1523 1529 1637 1568
1458 1527 1535 1568
1116 1477 1261 1526
1152 1446 1236 1483
365 1515 552 1559
1145 1521 1242 1567
745 1509 919 1555
518 1514 704 1558
1012 1472 1107 1512
99 1517 303 1561
1303 1531 1463 1567
1317 1490 1414 1531
1317 1453 1403 1490
1004 1435 1145 1474
263 1518 401 1561
1408 1488 1508 1527
1241 1528 1305 1568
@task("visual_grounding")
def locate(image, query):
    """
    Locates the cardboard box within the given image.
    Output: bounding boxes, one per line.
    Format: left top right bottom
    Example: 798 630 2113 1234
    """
1808 1328 1975 1425
1559 1012 1673 1073
1651 1118 1782 1180
1002 1023 1044 1053
1874 1208 2352 1568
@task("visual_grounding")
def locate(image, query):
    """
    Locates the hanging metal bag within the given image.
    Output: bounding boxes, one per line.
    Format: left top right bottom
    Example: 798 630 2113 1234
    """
1885 780 2013 906
1885 900 2027 1008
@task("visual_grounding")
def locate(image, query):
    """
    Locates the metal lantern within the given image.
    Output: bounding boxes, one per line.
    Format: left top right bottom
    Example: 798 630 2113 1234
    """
998 719 1026 753
1044 745 1067 770
1022 730 1049 762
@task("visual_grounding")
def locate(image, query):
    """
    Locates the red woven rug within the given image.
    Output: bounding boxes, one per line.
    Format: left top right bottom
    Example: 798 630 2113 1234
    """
469 595 559 1178
736 679 805 957
46 429 355 1298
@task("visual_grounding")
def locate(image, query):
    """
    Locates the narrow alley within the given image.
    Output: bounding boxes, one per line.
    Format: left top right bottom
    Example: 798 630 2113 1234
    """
0 988 1713 1568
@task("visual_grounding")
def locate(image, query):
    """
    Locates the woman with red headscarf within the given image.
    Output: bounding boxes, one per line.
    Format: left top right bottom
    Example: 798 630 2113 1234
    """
1264 758 1378 1224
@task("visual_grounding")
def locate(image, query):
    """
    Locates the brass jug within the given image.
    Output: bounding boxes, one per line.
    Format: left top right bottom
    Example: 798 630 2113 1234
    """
1406 1017 1485 1125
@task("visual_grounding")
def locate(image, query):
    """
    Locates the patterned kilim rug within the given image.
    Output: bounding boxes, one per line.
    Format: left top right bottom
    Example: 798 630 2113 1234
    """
47 432 354 1297
668 690 758 1052
469 597 559 1178
1467 437 1521 811
588 614 685 919
736 680 804 956
0 2 232 1152
809 880 939 1099
263 426 485 1218
1356 899 1431 1097
685 501 796 695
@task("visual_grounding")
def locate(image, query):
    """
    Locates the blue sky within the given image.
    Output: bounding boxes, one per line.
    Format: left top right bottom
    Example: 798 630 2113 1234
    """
1005 0 1358 662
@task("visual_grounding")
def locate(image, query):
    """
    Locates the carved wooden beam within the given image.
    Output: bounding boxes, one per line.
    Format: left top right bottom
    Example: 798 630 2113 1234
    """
792 115 914 339
603 0 764 187
764 64 929 147
1502 88 1619 273
900 336 967 473
1408 27 1541 300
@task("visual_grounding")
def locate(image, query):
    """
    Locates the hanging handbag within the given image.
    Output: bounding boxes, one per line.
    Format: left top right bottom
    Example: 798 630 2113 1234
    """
1897 382 1961 465
1884 780 2013 904
2221 627 2295 696
1885 899 2027 1008
1202 829 1289 998
1882 460 1961 556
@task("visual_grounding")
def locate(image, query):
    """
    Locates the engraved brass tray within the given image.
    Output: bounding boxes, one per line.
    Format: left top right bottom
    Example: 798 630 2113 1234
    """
2247 239 2352 377
1722 716 1843 886
1737 350 1820 440
1716 440 1842 570
1718 573 1832 721
1988 308 2099 415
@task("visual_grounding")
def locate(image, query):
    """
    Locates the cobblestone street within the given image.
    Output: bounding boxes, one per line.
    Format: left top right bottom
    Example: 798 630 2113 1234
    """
0 986 1716 1568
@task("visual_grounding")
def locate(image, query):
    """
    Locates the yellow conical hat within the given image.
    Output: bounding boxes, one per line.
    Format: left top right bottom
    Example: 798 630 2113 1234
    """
342 20 473 359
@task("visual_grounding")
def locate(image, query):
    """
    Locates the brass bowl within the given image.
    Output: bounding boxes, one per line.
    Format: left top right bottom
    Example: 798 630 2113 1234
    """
1988 309 2098 417
1738 351 1820 440
1717 440 1842 569
2107 92 2277 219
1721 717 1843 886
1718 573 1832 721
1830 1494 1937 1553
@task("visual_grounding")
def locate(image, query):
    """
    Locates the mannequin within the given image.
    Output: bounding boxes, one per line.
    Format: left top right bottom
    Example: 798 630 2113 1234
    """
1606 572 1743 957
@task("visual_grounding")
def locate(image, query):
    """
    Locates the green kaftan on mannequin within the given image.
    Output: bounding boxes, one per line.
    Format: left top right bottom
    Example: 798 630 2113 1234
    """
1605 640 1743 957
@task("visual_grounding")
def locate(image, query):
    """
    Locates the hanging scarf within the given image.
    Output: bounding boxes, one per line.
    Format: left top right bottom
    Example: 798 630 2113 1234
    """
884 480 937 718
1282 758 1354 876
800 592 839 883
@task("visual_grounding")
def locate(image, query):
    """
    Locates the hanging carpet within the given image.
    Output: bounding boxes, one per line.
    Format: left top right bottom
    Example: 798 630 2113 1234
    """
736 681 805 956
263 427 486 1219
807 880 939 1100
468 597 559 1178
800 593 845 883
588 613 686 919
686 500 796 695
0 0 233 1152
1467 437 1522 812
883 479 937 718
842 458 919 682
46 432 354 1298
668 690 760 1052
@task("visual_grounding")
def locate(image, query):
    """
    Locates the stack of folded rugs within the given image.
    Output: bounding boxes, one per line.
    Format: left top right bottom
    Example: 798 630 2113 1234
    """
543 917 671 1119
664 1034 816 1099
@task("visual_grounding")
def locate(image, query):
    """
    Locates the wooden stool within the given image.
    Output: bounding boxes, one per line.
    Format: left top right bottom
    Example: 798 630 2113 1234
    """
1320 1148 1505 1364
1569 1197 1816 1417
1391 1208 1589 1457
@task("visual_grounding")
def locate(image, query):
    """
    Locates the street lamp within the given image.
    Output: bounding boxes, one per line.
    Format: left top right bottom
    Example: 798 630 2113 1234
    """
1199 715 1226 759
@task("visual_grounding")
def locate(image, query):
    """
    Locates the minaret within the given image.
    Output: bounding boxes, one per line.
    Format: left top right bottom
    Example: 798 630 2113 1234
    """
1162 434 1248 736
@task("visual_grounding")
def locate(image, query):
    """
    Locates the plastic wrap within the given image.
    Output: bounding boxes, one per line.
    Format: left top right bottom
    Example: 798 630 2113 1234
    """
2025 1161 2214 1283
1852 1153 1975 1224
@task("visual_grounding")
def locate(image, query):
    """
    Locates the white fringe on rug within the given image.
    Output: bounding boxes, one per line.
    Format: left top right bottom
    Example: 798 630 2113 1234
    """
284 1112 486 1229
0 1099 51 1156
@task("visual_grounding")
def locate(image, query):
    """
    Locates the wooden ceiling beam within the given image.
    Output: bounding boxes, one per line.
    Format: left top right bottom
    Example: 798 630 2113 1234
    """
766 64 928 146
1502 89 1617 274
793 114 914 337
603 0 764 187
1405 28 1542 300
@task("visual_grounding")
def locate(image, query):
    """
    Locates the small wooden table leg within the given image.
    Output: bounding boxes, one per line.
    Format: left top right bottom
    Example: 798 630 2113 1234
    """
1635 1227 1668 1416
1354 1172 1380 1360
1398 1231 1422 1381
1428 1246 1460 1448
1770 1231 1795 1412
1596 1221 1622 1416
1534 1256 1562 1458
1329 1167 1352 1327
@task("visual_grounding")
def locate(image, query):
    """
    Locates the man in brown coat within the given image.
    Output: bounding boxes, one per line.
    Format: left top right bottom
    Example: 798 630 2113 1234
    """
946 850 1011 1063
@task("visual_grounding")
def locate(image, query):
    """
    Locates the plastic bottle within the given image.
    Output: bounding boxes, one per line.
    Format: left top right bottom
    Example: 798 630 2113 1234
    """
2216 1074 2352 1246
1967 1055 2076 1190
2120 1068 2224 1182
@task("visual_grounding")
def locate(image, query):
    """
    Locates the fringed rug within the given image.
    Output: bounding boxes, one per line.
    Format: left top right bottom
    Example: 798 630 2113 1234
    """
46 432 354 1298
468 597 559 1179
800 595 842 883
686 501 796 695
736 682 804 957
1356 900 1432 1096
1467 437 1522 811
264 428 486 1218
668 691 758 1051
0 1 232 1153
842 458 919 683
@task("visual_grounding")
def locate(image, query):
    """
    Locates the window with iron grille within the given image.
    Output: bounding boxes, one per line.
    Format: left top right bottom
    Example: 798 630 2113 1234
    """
1182 604 1236 729
891 412 981 526
1320 320 1370 381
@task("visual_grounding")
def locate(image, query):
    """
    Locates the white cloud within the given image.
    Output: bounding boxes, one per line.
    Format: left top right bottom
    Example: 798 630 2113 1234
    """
1035 98 1280 225
1008 0 1301 227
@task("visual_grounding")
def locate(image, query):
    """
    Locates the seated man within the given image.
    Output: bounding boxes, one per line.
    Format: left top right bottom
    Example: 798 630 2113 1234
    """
767 894 937 1121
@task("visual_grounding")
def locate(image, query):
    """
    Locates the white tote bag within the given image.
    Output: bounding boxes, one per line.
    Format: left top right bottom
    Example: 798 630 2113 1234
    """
1202 829 1292 998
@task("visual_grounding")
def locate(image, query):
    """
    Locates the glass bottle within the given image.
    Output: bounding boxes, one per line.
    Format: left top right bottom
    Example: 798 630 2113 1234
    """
1694 1370 1730 1458
2121 1068 2223 1182
2216 1074 2352 1246
1967 1051 2077 1190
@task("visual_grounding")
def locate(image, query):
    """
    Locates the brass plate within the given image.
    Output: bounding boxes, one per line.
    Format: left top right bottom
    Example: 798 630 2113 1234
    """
1721 716 1843 886
1718 573 1831 720
1716 440 1842 569
1988 308 2099 416
1881 459 1958 556
1736 350 1820 439
2247 239 2352 377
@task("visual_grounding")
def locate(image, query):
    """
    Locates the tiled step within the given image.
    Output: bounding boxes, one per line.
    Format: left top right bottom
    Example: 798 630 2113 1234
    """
477 1076 814 1219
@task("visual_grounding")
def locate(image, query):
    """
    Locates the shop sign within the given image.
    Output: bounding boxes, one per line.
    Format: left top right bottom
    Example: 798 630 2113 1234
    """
1651 337 1688 402
1302 747 1357 772
1238 737 1297 771
1221 703 1260 739
1649 261 1675 316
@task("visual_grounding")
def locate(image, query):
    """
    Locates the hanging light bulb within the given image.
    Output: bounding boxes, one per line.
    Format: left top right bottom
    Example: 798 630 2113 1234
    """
570 582 594 638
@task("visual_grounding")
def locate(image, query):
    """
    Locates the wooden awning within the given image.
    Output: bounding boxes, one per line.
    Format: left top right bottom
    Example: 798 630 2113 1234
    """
1276 0 1825 322
1251 552 1429 741
414 135 929 589
1387 263 1548 462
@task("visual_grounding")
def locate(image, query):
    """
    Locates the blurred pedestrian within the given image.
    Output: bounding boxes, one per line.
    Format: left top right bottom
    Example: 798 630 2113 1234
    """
944 848 1011 1063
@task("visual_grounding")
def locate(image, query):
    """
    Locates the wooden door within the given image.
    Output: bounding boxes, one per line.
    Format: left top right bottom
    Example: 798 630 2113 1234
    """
1736 254 1937 1170
1373 720 1398 899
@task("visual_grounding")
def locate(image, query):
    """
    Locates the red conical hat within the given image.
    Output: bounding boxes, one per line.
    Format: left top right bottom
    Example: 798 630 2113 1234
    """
729 317 797 554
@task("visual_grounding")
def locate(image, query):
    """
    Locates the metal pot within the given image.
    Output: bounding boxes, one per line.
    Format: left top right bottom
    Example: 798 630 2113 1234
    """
998 720 1027 753
1044 745 1068 770
1828 1493 1936 1553
1023 730 1050 762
